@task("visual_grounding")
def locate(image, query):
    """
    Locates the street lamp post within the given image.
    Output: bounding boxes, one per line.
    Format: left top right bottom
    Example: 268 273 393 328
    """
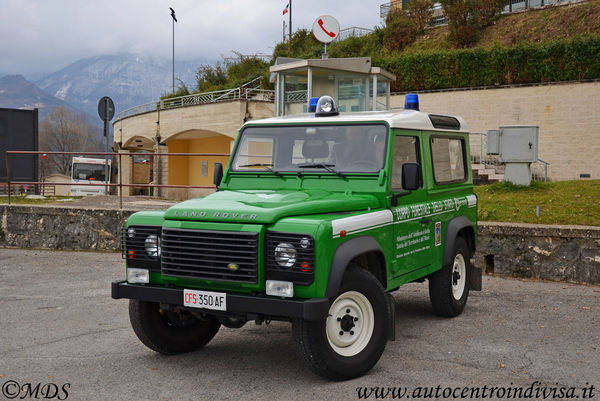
170 7 177 93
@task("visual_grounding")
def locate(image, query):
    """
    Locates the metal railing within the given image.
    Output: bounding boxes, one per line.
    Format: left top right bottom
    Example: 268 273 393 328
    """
503 0 586 13
3 151 230 209
245 88 275 101
285 90 308 104
335 27 373 41
532 158 550 182
380 1 401 20
114 76 273 121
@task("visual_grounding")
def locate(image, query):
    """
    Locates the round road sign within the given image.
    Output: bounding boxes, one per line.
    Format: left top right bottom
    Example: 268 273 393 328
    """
312 15 340 44
98 96 115 121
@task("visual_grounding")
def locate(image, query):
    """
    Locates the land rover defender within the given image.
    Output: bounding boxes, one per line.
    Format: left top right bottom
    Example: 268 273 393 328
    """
112 95 481 380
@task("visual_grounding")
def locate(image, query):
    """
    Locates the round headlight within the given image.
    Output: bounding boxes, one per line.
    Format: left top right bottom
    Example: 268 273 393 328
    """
274 242 296 268
127 227 136 238
144 234 161 258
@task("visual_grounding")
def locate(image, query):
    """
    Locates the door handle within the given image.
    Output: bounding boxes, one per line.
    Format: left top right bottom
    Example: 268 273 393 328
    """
420 218 432 225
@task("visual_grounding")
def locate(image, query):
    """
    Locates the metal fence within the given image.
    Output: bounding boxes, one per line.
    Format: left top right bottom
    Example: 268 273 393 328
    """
114 76 272 121
335 27 374 42
3 151 230 208
504 0 586 12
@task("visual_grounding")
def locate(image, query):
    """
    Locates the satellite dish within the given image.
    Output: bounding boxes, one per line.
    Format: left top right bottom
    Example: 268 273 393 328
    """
312 15 340 44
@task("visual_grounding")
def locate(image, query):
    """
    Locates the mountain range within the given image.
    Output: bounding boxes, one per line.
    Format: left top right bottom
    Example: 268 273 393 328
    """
0 53 207 122
0 74 78 121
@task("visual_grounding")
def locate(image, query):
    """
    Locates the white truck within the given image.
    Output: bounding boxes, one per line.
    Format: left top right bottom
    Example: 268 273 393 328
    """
70 156 111 196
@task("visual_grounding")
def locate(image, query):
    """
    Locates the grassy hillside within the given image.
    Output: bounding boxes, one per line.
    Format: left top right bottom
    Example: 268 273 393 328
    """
407 0 600 52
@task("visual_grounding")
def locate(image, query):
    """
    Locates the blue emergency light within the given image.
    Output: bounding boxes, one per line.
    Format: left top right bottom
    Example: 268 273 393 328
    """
405 93 419 111
308 97 319 113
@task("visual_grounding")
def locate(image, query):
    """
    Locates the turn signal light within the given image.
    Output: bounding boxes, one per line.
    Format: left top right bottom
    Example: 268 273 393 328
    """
300 261 312 273
128 250 135 259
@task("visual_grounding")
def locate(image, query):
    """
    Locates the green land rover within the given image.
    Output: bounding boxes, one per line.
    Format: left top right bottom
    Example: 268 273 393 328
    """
112 95 481 380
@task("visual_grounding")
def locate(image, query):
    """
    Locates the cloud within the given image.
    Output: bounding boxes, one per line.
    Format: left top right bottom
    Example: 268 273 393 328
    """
0 0 382 76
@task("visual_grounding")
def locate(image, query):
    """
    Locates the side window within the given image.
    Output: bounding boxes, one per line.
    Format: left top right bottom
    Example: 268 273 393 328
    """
392 136 419 190
431 136 466 184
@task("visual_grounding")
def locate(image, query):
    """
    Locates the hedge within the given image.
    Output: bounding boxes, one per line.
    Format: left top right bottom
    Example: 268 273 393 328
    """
374 36 600 92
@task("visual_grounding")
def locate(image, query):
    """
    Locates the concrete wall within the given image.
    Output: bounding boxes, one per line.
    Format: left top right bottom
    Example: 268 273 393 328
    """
391 81 600 181
1 205 598 284
115 99 275 149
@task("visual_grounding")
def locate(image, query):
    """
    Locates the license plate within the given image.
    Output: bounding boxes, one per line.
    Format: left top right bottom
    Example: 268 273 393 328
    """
183 289 227 311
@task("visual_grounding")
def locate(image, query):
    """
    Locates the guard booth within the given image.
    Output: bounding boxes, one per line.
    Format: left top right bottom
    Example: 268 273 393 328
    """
270 57 396 116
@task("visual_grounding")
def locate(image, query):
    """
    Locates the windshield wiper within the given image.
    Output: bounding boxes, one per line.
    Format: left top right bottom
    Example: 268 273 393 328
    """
298 163 346 178
238 163 283 177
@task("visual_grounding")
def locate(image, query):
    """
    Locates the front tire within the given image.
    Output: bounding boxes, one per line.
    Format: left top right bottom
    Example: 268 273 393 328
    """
428 237 471 317
293 267 389 380
129 300 221 355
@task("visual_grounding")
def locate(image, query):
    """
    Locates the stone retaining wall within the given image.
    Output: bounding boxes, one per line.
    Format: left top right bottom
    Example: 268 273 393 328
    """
475 222 600 285
1 205 598 284
0 205 135 251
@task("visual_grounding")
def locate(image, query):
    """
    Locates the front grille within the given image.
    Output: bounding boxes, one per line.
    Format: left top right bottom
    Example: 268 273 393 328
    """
161 228 259 283
266 232 315 285
122 225 161 271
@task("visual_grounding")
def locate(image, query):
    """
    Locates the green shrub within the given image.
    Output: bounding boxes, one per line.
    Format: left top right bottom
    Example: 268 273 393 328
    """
383 9 419 52
440 0 505 47
384 36 600 92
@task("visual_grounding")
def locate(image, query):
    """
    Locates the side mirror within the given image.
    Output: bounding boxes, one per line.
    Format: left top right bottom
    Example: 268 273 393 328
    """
213 162 224 188
402 163 421 191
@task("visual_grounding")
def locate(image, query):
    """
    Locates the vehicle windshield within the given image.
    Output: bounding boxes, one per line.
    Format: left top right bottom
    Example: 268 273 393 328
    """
72 163 107 181
231 124 388 174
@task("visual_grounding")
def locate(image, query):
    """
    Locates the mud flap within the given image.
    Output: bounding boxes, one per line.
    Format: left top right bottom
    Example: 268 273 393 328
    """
470 266 482 291
387 293 396 341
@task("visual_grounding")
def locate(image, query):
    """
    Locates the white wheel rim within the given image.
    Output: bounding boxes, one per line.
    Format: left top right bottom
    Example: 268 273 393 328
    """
326 291 374 357
451 253 466 300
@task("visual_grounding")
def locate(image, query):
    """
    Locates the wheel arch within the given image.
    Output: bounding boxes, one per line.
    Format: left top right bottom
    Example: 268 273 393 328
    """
443 216 476 266
325 236 387 298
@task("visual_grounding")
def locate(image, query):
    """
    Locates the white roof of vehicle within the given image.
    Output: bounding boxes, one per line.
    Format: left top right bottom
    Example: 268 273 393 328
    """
244 109 469 133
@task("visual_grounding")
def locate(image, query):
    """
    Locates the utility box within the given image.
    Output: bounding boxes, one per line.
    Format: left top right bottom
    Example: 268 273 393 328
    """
496 125 539 186
498 126 539 163
486 130 500 155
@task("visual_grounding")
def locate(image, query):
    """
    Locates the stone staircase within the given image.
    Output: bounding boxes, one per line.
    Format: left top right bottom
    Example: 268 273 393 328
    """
472 163 504 185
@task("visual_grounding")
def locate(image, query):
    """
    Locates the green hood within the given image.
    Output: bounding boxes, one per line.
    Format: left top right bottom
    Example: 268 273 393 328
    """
164 189 380 223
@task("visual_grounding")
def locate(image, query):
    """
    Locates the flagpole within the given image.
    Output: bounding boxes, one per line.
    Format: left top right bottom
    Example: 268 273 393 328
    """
289 0 292 40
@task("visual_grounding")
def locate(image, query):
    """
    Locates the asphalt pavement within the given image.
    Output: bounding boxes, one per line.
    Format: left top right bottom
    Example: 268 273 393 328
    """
0 249 598 401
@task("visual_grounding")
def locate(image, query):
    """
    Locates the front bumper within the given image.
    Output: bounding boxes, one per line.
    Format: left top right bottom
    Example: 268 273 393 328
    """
111 280 330 321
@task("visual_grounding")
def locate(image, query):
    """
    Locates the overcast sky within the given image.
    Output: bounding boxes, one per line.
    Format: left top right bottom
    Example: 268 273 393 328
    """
1 0 384 77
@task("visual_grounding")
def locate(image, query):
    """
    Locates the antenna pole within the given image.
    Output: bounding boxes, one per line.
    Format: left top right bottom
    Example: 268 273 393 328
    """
289 0 292 39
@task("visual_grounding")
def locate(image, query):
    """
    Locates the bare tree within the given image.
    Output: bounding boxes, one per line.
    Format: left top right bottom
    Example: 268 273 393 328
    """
39 107 101 176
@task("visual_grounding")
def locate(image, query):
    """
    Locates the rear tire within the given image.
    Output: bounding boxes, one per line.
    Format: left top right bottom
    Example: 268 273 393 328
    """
428 237 471 317
293 267 389 380
129 300 221 354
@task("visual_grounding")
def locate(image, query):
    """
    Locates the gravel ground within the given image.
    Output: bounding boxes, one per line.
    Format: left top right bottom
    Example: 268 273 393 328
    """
0 248 598 401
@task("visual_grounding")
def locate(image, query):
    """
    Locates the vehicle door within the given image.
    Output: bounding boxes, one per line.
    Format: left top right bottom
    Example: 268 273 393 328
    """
390 131 435 278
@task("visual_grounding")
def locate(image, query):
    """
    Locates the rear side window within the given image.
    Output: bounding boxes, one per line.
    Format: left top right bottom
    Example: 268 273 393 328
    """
430 136 466 184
